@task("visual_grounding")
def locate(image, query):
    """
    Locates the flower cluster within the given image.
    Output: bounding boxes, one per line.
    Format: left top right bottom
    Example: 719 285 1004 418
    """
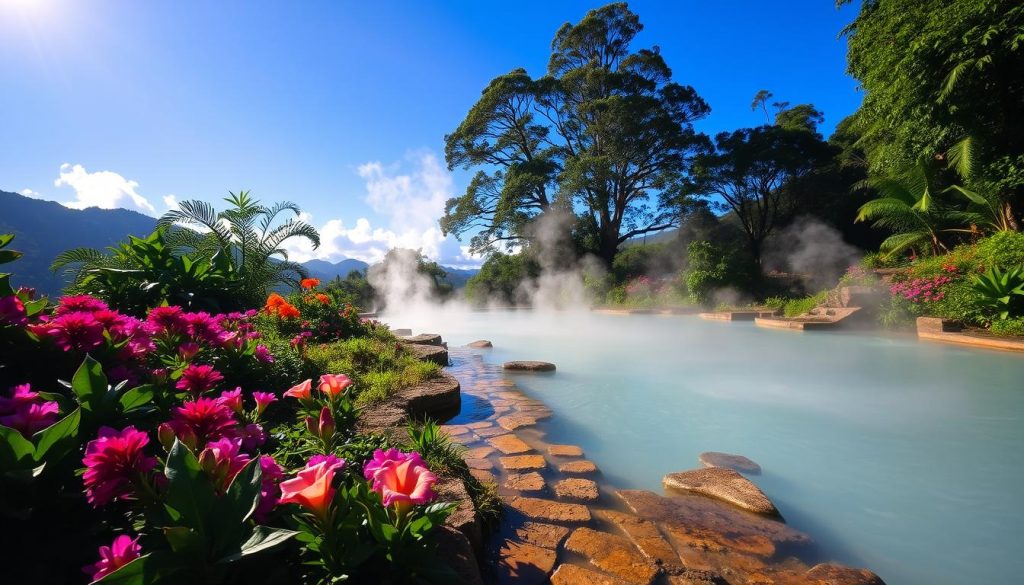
890 274 954 303
82 426 159 506
265 293 301 319
625 276 653 296
0 383 58 437
363 448 438 509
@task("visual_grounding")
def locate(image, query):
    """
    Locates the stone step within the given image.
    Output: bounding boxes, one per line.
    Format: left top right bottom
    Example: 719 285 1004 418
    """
500 455 548 471
506 496 592 523
488 434 534 455
559 459 599 474
554 478 600 502
563 527 660 585
505 472 546 493
496 539 557 585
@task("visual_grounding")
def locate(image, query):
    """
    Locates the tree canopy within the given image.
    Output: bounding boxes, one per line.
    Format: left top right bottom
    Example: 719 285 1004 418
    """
441 2 710 266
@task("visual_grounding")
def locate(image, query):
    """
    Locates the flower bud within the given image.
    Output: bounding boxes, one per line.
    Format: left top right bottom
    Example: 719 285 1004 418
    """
318 406 335 440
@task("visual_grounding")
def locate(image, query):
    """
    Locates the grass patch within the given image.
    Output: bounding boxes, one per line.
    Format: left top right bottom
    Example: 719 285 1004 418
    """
305 336 441 405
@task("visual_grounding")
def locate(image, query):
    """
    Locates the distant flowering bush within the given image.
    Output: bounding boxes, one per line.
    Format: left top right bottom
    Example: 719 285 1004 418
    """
890 274 954 303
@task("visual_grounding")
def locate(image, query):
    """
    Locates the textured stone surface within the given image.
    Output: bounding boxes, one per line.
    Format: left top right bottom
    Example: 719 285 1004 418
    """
400 333 443 345
551 564 632 585
433 525 483 585
698 452 762 475
465 446 495 459
559 459 599 474
548 444 584 457
554 478 599 501
465 458 494 471
469 468 496 484
563 527 659 585
468 339 493 348
403 374 461 420
663 468 778 515
408 343 449 366
488 434 533 455
805 563 887 585
596 510 682 573
514 522 570 550
503 360 556 372
505 472 546 492
497 414 537 430
436 476 481 551
496 539 557 585
500 454 548 471
507 496 592 522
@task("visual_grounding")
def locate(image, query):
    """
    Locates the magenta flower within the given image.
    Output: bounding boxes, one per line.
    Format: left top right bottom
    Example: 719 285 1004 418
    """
198 437 251 492
184 311 226 344
176 364 224 395
147 305 187 334
254 344 275 363
178 342 202 361
82 426 158 507
0 295 27 326
0 383 59 437
307 453 347 472
240 422 267 450
31 311 105 352
168 398 238 445
217 387 244 414
83 534 141 583
363 448 425 481
55 294 108 315
252 391 277 416
255 455 285 522
363 449 437 509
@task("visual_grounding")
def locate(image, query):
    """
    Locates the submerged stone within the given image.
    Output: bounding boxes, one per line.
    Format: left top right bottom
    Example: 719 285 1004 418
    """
663 468 778 516
698 451 762 475
548 444 584 457
559 459 599 474
500 454 548 470
496 539 557 585
514 522 570 550
563 527 659 585
488 434 534 454
805 563 887 585
505 472 546 492
503 360 556 372
554 478 599 501
507 496 591 522
595 510 682 573
551 564 633 585
468 340 493 348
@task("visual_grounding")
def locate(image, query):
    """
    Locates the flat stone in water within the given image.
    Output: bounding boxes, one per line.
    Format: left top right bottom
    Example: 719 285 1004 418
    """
548 444 584 457
662 467 778 516
496 539 557 585
465 458 494 471
699 451 762 475
559 460 599 474
563 527 659 585
488 434 533 455
497 414 537 431
501 454 548 471
465 446 495 459
595 510 682 573
468 340 493 348
514 522 570 550
554 478 599 501
804 563 886 585
505 472 546 492
503 360 556 372
551 564 632 585
507 496 592 522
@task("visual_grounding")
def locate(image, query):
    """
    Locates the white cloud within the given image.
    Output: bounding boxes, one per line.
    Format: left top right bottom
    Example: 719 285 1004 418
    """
163 194 178 210
53 163 157 215
285 151 482 267
19 188 44 199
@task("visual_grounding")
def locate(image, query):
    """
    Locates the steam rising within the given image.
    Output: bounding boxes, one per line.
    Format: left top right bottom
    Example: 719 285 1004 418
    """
763 217 860 291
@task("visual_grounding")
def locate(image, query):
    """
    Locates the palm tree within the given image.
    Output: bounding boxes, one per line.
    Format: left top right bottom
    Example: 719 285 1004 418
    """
159 191 320 306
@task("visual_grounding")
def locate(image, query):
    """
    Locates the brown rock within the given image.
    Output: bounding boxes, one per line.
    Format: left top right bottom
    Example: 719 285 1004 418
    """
563 527 660 584
400 333 443 345
403 374 460 420
465 458 494 471
549 444 584 457
665 570 727 585
468 340 493 348
475 426 510 438
497 414 537 431
408 343 449 366
560 460 599 474
505 472 546 492
496 539 557 585
805 563 886 585
507 496 592 522
469 468 496 484
432 525 483 585
503 360 556 372
663 468 778 516
554 478 600 501
551 564 632 585
596 510 682 573
488 434 534 455
500 455 547 471
436 476 481 550
467 421 493 429
514 522 570 550
465 446 495 459
698 452 762 475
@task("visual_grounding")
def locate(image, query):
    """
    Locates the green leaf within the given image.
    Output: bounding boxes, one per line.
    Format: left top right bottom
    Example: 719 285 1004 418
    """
32 407 81 462
164 440 215 537
224 457 262 523
22 298 48 317
163 526 204 554
71 355 109 413
0 250 22 264
92 554 148 585
0 234 13 248
119 385 154 411
0 274 13 296
0 424 36 469
217 526 297 564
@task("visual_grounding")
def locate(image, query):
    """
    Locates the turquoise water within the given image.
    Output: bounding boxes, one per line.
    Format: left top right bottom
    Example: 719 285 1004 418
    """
391 309 1024 584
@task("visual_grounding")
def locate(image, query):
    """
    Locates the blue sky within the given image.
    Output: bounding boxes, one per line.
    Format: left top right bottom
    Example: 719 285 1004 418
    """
1 0 862 267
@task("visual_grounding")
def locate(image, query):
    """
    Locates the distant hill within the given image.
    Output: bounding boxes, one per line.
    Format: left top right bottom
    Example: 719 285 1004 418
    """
302 258 370 281
442 267 479 289
0 190 157 296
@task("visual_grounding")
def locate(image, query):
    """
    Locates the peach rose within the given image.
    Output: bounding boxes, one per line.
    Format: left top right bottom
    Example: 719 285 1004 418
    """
368 455 438 509
278 459 337 520
317 374 353 398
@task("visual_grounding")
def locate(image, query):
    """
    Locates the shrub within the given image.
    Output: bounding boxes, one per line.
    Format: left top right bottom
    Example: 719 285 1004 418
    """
683 240 755 306
782 291 828 318
990 317 1024 337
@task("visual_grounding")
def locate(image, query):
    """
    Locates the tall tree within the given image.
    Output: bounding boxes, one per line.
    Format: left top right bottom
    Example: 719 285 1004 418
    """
442 3 710 266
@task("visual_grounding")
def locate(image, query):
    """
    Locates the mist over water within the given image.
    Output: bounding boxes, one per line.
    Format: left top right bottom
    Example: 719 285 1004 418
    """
381 307 1024 585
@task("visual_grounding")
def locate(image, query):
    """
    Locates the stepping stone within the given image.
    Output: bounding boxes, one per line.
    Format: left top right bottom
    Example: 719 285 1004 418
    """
505 472 546 493
548 444 584 457
503 360 556 372
662 468 779 516
469 469 496 484
488 434 533 455
804 563 886 585
500 455 547 471
699 451 761 475
554 478 599 501
441 424 471 437
497 414 537 430
551 564 632 585
559 460 599 474
496 539 556 585
563 527 659 585
475 426 510 438
465 446 495 459
514 522 570 550
465 458 494 471
595 510 682 574
468 340 493 348
467 421 493 429
507 496 592 523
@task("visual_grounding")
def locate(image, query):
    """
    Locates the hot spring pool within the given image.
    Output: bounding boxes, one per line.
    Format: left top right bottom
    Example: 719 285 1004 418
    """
386 309 1024 585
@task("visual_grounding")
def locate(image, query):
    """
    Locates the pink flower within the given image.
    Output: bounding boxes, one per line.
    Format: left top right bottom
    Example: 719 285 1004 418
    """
283 379 312 400
147 305 187 334
307 453 347 472
198 437 251 492
82 426 158 507
31 311 105 352
365 449 438 509
0 383 59 437
55 294 108 315
318 374 353 398
254 344 275 363
240 423 267 451
255 455 284 522
0 295 27 326
176 364 224 395
217 387 244 414
168 398 238 445
178 342 202 361
362 448 424 481
305 406 335 441
278 459 338 520
252 391 277 416
83 534 141 583
184 311 227 344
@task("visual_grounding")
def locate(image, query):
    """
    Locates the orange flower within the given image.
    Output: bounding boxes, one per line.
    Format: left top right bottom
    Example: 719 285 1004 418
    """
315 293 330 305
300 278 321 289
278 460 337 519
318 374 353 398
277 303 301 319
264 293 288 315
283 379 312 400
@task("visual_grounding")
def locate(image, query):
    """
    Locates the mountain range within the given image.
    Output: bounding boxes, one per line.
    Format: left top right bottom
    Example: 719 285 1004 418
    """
0 190 477 296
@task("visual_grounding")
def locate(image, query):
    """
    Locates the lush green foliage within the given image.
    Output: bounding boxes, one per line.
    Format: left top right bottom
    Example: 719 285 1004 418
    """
464 252 540 306
304 336 441 406
682 240 756 306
